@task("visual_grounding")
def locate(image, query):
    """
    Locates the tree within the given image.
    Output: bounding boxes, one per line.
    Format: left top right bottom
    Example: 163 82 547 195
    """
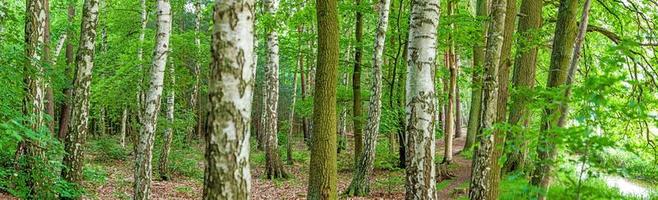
345 0 390 195
503 0 543 173
57 2 76 141
464 0 488 150
442 0 457 165
531 0 588 199
467 0 507 198
202 0 255 198
404 0 440 198
61 0 100 197
190 0 202 140
352 0 364 161
158 57 175 181
133 0 171 198
263 0 288 179
306 0 339 197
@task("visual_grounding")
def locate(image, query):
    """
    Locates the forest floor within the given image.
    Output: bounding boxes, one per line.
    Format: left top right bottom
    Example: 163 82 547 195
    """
77 131 472 200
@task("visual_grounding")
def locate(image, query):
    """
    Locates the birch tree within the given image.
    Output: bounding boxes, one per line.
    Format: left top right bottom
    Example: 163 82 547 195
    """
190 0 201 139
61 0 100 196
467 0 507 198
159 57 175 181
133 0 171 198
404 0 440 198
202 0 255 198
345 0 390 195
263 0 288 179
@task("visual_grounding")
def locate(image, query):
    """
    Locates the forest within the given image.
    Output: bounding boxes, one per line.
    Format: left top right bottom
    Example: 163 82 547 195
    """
1 0 657 199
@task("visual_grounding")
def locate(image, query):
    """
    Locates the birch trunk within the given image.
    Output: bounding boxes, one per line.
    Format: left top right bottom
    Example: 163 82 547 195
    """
404 0 439 198
159 58 175 181
307 0 339 197
464 0 489 150
136 0 148 119
189 0 201 140
346 0 390 195
467 0 506 198
133 0 171 198
61 0 100 196
121 108 128 148
202 0 255 198
503 0 543 173
263 0 288 179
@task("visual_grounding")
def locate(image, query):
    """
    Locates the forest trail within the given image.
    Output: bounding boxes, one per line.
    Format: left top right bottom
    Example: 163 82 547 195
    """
436 130 472 199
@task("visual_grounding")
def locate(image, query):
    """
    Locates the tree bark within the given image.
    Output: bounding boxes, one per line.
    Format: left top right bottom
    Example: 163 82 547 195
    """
352 0 364 162
159 57 176 181
404 0 440 198
190 0 201 140
202 0 255 198
464 0 489 150
443 0 457 165
263 0 288 179
287 71 298 165
345 0 390 195
503 0 543 173
488 0 517 197
136 0 148 120
120 108 128 148
306 0 339 197
133 0 171 198
61 0 100 197
467 0 506 198
531 0 588 199
57 3 75 141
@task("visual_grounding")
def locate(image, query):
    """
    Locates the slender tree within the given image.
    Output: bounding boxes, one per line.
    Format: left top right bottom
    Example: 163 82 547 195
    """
263 0 288 179
464 0 489 150
443 0 457 165
61 0 100 197
136 0 148 118
345 0 390 195
503 0 543 173
58 3 76 140
159 57 176 181
133 0 171 198
404 0 440 198
352 0 364 161
531 0 588 199
287 70 298 165
190 0 202 140
467 0 507 198
307 0 339 197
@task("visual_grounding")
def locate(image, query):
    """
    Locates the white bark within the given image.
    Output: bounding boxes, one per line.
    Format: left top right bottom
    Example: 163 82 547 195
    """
133 0 171 199
159 57 176 180
189 0 201 137
203 0 255 198
405 0 439 199
120 108 127 148
137 0 148 117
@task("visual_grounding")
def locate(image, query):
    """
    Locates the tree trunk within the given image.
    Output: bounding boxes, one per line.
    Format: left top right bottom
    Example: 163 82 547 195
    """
488 0 517 197
57 3 75 141
455 85 462 138
287 71 298 165
404 0 439 198
306 0 339 197
467 0 506 198
503 0 542 173
464 0 489 151
189 0 201 141
133 0 171 198
159 58 175 181
263 0 288 179
345 0 390 195
352 0 364 162
61 0 100 197
443 0 457 165
531 0 588 199
202 0 255 198
136 0 148 120
120 108 128 148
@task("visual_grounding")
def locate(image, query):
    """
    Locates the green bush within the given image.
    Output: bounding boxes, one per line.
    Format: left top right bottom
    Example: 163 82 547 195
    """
87 136 128 162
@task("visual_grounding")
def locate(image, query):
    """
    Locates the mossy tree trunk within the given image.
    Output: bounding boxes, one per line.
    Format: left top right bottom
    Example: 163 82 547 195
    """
306 0 339 197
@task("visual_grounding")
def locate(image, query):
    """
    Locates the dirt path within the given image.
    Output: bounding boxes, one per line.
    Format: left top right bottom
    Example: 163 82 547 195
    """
436 134 472 199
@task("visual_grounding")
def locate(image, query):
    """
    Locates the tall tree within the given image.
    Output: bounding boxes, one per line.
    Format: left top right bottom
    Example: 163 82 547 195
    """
404 0 440 198
61 0 100 197
464 0 489 150
443 0 457 165
19 0 48 196
57 3 76 140
531 0 588 199
352 0 364 161
263 0 288 179
467 0 507 198
159 57 175 181
488 0 517 197
345 0 390 195
136 0 148 118
133 0 171 198
306 0 339 197
202 0 255 198
190 0 201 140
503 0 543 173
